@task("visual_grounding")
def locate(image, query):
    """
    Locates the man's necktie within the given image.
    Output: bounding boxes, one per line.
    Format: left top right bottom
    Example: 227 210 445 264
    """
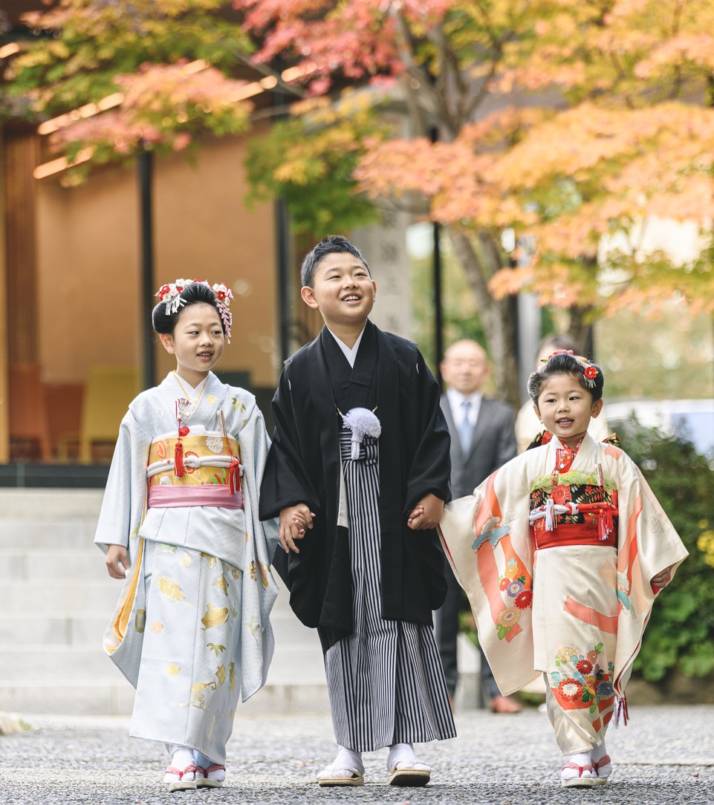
459 399 474 454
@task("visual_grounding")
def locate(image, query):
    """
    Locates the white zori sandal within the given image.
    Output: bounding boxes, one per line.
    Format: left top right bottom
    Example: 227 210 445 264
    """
387 743 431 787
197 763 226 788
560 751 598 788
317 746 365 787
163 762 200 792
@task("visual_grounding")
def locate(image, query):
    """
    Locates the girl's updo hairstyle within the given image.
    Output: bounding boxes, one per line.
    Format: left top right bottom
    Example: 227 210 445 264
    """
527 351 604 403
152 282 225 335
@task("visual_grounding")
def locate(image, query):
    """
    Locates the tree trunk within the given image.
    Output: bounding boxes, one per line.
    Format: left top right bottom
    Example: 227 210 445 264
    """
566 305 595 357
447 228 520 407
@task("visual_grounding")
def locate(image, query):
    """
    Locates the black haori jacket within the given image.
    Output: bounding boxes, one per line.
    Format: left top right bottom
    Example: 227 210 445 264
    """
259 320 451 652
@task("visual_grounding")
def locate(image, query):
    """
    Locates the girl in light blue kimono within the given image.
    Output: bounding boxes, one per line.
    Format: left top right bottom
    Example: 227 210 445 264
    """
96 280 278 791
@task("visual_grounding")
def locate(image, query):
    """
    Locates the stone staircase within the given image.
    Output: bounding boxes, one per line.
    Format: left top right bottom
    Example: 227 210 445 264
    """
0 489 330 716
0 489 478 717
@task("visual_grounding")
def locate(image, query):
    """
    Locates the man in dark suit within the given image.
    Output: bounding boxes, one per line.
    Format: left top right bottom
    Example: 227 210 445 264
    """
437 339 521 713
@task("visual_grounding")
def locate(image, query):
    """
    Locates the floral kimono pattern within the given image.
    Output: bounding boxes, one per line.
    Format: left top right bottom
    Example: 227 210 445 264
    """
95 372 278 761
439 434 687 751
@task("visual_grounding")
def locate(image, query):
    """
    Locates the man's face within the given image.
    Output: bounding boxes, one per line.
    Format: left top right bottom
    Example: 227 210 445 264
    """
300 251 376 328
441 342 489 395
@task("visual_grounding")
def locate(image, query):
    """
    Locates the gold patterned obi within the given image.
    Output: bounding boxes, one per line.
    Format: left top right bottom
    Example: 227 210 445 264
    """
146 429 243 509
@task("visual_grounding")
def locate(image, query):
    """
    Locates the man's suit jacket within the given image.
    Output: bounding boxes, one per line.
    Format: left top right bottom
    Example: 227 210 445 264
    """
440 394 518 499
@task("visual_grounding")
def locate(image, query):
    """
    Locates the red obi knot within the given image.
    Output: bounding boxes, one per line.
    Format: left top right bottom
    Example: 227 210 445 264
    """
228 456 241 495
174 440 186 477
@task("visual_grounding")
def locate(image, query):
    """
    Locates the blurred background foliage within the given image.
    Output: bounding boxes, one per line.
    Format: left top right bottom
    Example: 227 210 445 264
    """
624 422 714 683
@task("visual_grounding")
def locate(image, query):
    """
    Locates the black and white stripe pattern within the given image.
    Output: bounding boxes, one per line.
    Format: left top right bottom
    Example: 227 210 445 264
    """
325 427 456 752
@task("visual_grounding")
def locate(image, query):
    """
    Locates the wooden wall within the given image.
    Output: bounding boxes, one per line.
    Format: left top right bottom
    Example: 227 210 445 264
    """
2 127 277 462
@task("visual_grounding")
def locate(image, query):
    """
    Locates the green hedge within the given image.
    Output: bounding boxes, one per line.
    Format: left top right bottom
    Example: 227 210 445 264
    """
623 422 714 682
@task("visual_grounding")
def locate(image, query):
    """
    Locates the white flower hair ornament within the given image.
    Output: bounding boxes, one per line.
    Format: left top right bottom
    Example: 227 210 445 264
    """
155 279 234 341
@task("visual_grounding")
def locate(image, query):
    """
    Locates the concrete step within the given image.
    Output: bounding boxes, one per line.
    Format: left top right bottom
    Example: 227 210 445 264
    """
0 489 103 519
0 670 479 717
0 681 135 717
0 549 103 580
3 580 118 611
0 627 478 716
0 614 107 646
0 641 325 683
0 679 332 717
0 606 315 647
0 490 101 549
0 646 120 681
0 521 98 550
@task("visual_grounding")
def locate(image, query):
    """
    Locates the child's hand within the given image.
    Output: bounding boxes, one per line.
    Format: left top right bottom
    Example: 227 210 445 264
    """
106 545 130 579
407 494 445 530
651 567 672 593
279 504 316 554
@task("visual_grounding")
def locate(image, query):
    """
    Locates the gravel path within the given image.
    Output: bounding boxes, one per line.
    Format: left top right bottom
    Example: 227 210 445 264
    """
1 706 712 803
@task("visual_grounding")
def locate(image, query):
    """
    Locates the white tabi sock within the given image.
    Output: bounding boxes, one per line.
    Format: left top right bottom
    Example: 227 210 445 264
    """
591 742 607 762
335 745 364 773
561 750 596 781
387 742 429 771
565 751 591 766
167 746 195 771
316 745 364 784
591 741 612 778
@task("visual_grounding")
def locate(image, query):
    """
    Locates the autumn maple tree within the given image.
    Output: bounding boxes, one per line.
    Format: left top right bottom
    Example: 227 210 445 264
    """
5 0 713 402
3 1 259 175
236 0 714 402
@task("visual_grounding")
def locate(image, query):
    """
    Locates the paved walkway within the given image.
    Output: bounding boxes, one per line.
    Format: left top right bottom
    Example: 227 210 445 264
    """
1 706 712 803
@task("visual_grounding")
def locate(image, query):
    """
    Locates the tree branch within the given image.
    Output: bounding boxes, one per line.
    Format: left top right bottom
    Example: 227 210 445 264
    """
391 10 442 126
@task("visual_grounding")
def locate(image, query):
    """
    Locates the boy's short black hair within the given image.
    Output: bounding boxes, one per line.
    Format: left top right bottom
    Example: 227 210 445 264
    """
152 282 224 335
300 235 369 287
528 352 604 403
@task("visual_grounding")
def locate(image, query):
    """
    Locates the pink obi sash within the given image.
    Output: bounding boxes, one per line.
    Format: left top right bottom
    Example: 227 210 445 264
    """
148 484 243 509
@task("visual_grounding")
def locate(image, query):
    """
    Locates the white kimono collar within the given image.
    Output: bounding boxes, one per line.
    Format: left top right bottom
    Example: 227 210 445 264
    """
157 370 228 426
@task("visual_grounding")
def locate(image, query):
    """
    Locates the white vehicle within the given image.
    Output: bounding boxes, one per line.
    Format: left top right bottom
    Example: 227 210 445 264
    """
605 399 714 456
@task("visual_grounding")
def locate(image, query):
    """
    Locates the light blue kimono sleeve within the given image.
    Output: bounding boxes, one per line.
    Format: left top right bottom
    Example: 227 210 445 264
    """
94 409 150 555
240 401 280 559
235 392 279 700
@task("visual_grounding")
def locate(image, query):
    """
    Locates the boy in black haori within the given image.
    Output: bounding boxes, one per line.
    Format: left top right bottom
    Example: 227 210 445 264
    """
260 236 456 787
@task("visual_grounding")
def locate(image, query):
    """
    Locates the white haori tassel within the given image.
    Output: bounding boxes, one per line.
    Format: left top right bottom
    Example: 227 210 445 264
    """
529 499 579 530
545 497 556 531
341 407 381 459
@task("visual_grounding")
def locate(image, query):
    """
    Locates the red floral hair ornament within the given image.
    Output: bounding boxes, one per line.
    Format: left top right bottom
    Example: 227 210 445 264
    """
577 358 600 388
542 349 600 389
155 279 234 341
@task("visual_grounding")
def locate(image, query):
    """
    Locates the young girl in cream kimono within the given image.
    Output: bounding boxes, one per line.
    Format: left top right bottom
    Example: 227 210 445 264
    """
96 280 278 791
439 351 687 788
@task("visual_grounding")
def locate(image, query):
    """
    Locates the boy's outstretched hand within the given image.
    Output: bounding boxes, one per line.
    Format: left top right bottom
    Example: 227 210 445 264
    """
278 503 316 554
407 494 445 531
106 544 130 579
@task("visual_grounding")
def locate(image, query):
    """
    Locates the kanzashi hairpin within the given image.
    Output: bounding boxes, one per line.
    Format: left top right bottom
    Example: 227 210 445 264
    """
155 279 234 341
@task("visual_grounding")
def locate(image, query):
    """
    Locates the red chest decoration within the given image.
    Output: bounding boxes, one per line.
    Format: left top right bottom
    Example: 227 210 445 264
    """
551 484 572 504
555 446 578 474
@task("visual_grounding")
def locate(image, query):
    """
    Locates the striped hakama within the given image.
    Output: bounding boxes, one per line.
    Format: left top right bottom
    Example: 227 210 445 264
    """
325 428 456 752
